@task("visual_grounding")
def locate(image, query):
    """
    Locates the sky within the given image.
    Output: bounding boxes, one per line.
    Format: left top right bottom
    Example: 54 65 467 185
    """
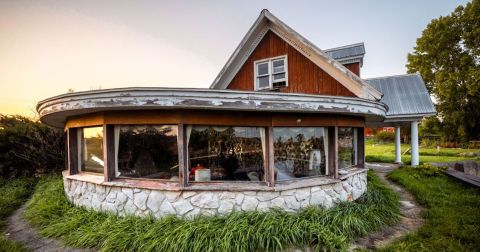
0 0 470 116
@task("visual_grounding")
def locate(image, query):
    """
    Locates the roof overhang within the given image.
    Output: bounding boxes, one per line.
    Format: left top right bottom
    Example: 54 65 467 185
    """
366 113 437 127
209 10 382 101
37 88 387 128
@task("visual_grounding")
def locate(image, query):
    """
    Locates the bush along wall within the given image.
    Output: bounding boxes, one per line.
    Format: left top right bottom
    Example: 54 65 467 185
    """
0 114 65 178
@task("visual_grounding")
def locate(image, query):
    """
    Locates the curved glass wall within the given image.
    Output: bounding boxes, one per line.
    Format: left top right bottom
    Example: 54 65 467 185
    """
273 127 327 181
187 126 265 182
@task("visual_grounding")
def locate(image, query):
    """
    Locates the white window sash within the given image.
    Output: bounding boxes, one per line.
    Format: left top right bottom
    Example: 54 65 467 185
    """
254 55 288 90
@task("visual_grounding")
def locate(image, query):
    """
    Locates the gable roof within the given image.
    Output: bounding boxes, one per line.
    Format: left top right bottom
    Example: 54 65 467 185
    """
324 42 365 67
365 73 436 119
209 9 382 101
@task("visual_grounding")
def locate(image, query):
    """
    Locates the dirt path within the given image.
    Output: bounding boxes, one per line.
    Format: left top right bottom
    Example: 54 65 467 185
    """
351 163 424 250
3 204 93 252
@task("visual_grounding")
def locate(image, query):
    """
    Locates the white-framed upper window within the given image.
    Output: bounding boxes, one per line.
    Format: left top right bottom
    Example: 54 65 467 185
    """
254 55 288 90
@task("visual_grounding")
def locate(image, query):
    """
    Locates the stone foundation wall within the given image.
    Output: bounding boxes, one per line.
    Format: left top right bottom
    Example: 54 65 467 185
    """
63 171 367 218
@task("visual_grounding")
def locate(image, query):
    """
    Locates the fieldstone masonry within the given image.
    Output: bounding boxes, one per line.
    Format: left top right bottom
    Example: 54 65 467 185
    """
63 171 367 218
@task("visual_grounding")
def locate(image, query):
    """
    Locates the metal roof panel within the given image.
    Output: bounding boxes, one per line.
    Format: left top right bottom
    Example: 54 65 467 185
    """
365 74 436 117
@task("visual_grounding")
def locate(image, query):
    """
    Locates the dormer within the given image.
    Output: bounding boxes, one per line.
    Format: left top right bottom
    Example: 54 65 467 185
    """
324 43 365 77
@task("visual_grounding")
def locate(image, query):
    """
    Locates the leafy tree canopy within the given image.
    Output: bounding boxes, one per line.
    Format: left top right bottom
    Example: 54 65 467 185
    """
407 0 480 143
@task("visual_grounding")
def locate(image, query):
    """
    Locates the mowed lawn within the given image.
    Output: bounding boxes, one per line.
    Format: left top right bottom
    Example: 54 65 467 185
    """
365 139 479 164
380 167 480 251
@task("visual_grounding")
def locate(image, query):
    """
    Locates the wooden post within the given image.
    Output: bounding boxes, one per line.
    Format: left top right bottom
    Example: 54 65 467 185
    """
265 126 275 187
356 127 365 168
103 124 116 182
67 128 79 175
328 126 338 179
64 130 68 171
177 124 189 188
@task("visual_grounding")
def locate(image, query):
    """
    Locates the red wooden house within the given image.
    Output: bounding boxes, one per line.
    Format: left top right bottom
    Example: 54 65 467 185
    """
36 10 435 218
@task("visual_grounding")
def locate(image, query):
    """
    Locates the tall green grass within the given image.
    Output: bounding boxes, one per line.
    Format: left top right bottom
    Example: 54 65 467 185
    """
381 167 480 251
24 172 399 252
0 178 36 252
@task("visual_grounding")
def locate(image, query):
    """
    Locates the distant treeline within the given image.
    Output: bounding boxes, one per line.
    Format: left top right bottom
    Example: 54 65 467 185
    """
0 114 65 178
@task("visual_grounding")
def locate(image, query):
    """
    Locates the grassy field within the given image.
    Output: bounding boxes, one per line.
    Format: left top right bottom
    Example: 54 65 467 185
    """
380 167 480 251
24 172 399 252
365 139 479 164
0 178 36 252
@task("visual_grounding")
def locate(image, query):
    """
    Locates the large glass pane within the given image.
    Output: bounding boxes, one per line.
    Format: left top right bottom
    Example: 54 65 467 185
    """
188 126 265 182
338 127 355 171
257 62 269 75
273 127 327 181
82 127 104 173
117 125 178 180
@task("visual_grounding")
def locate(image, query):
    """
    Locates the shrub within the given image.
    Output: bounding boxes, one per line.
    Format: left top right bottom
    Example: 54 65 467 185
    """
375 131 395 143
0 115 65 178
412 163 447 178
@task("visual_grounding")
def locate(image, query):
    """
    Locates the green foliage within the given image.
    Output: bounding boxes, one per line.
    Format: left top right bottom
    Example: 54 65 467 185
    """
0 178 36 252
0 236 25 252
407 0 480 143
411 163 448 178
24 172 400 252
375 131 395 143
365 141 478 164
382 167 480 251
0 114 65 178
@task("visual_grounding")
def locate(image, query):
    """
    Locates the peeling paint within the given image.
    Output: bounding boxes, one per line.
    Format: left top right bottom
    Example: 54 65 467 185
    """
37 88 387 128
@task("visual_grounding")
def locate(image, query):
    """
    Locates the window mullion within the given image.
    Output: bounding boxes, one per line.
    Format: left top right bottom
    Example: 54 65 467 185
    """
269 60 273 89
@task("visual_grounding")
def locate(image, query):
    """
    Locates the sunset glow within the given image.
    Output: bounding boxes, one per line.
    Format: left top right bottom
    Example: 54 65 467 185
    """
0 0 467 116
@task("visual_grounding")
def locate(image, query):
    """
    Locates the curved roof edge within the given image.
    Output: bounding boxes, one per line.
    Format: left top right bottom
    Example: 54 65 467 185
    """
37 87 387 128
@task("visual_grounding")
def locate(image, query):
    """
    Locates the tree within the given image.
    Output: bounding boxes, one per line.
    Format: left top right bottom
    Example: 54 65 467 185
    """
407 0 480 144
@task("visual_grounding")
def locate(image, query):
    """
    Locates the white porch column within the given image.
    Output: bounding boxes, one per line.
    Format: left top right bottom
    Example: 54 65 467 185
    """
395 126 402 163
411 121 419 166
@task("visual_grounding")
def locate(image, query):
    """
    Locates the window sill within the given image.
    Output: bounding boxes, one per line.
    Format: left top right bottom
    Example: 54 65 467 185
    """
63 169 367 192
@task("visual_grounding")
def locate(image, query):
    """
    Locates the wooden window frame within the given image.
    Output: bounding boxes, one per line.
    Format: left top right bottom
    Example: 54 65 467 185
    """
254 55 288 91
112 124 181 183
77 126 106 177
66 112 365 188
185 125 269 186
271 126 331 184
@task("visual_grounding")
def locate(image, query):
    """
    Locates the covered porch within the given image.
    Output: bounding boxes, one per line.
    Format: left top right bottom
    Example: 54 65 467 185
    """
365 74 436 166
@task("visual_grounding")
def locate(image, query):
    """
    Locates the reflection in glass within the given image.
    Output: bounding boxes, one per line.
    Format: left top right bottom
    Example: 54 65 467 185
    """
81 127 104 173
338 127 355 170
117 125 178 180
273 127 327 181
188 126 265 182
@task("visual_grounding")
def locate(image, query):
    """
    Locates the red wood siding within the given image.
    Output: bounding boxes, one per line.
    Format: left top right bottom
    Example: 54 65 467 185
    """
226 31 357 97
344 63 360 77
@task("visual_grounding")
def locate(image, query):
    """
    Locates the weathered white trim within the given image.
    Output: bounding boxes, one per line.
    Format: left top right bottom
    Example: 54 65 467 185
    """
209 10 383 101
37 87 387 128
